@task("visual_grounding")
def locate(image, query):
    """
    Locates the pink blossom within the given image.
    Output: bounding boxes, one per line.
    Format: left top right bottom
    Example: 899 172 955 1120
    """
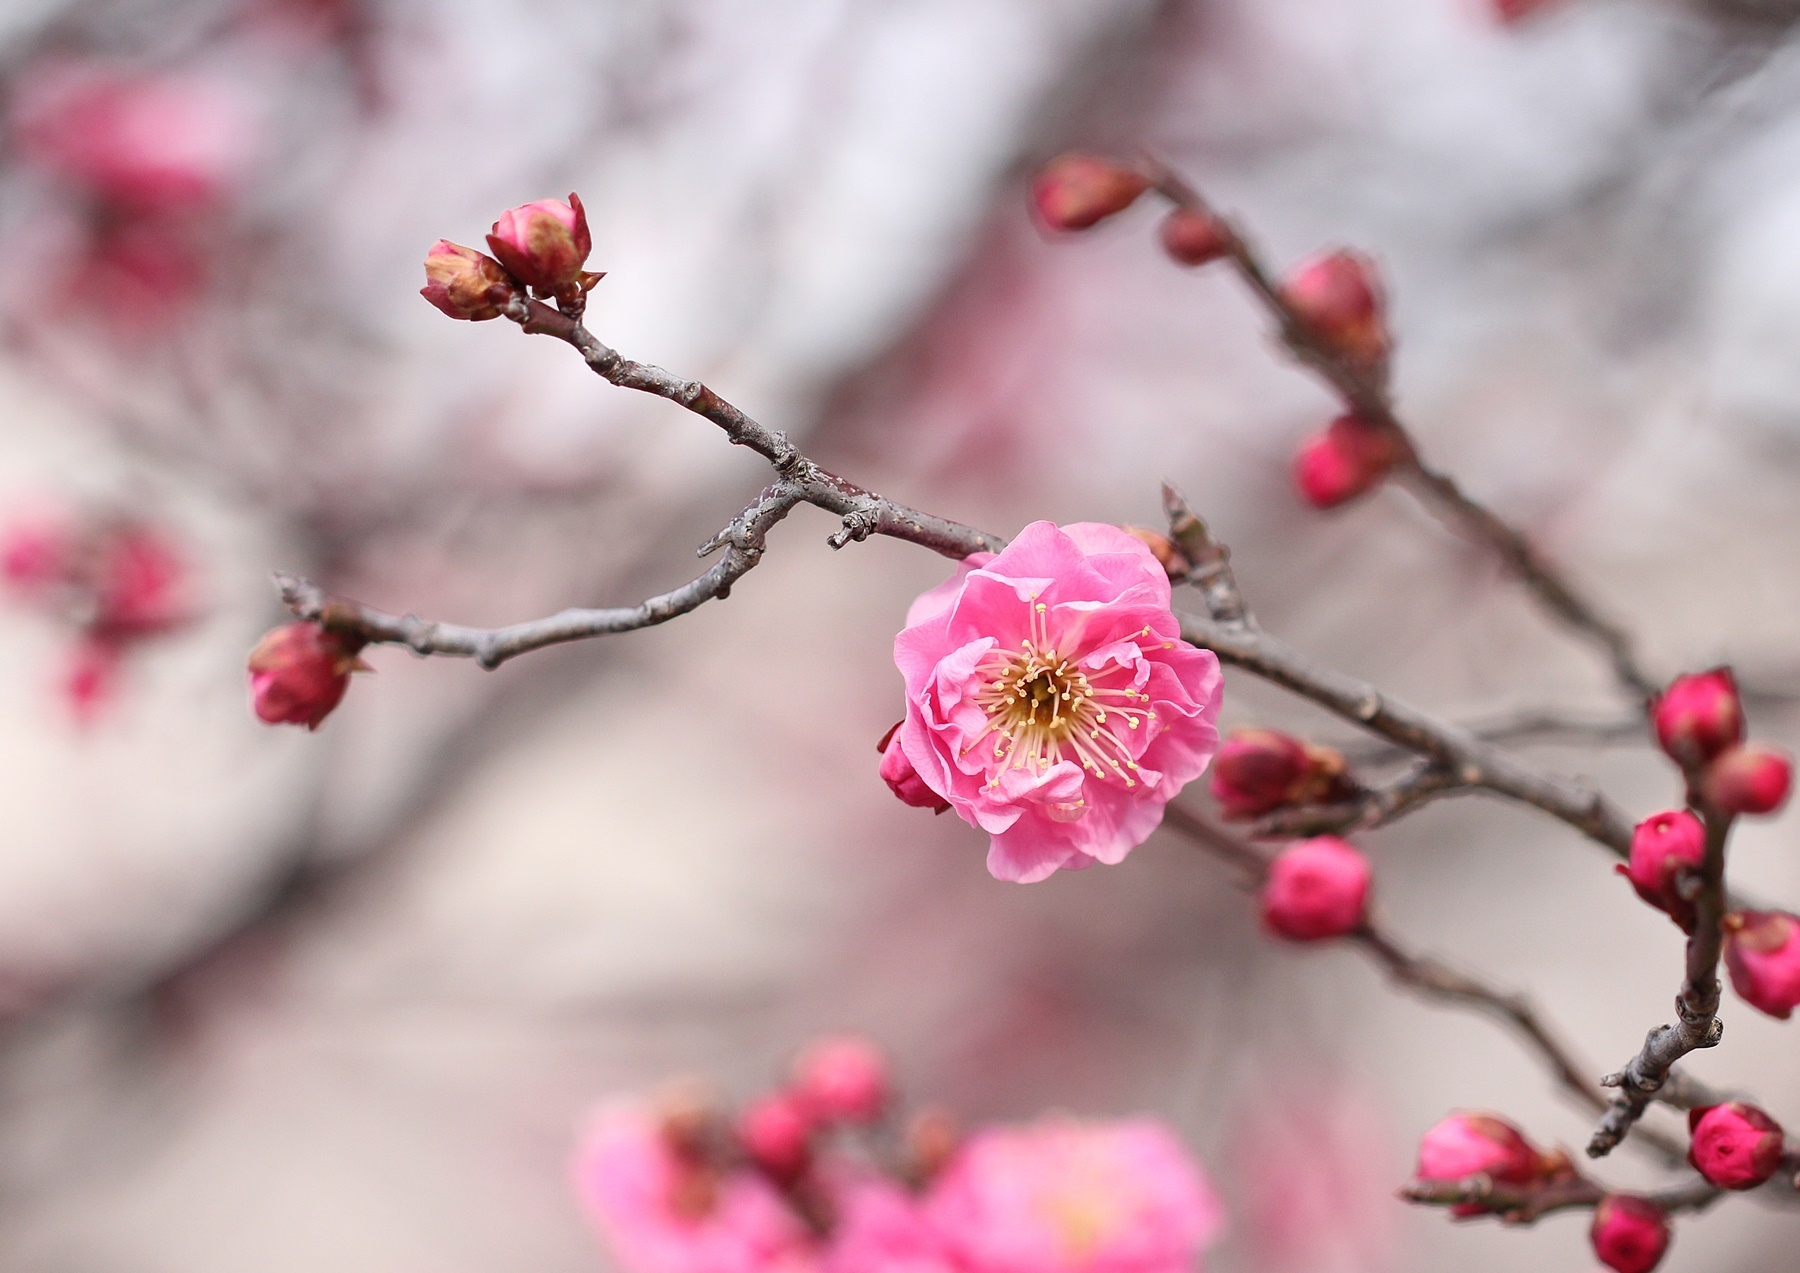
1702 744 1792 816
12 63 255 210
92 523 189 638
1292 416 1397 510
892 521 1222 882
1413 1113 1541 1216
737 1091 814 1181
1618 810 1706 931
1589 1195 1671 1273
1260 837 1371 942
486 195 593 293
1278 251 1388 370
792 1035 890 1125
573 1103 819 1273
824 1181 958 1273
924 1117 1223 1273
62 637 123 726
1209 728 1312 818
1651 669 1742 769
247 623 361 729
1723 910 1800 1020
0 514 76 598
1686 1103 1784 1191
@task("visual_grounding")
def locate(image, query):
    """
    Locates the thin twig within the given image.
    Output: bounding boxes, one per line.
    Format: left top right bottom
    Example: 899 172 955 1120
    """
1140 156 1656 701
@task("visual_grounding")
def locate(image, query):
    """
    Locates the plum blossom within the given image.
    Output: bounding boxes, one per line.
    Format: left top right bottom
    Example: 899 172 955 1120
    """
824 1181 958 1273
924 1117 1223 1273
892 521 1222 882
573 1103 819 1273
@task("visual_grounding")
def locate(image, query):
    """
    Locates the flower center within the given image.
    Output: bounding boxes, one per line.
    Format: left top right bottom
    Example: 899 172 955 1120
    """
966 602 1157 794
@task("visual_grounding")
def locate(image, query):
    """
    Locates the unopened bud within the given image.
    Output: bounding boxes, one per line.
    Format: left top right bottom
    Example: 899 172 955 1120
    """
1414 1112 1541 1217
1278 249 1389 370
1651 669 1742 770
1687 1102 1783 1190
791 1034 889 1125
1590 1195 1671 1273
1723 910 1800 1021
878 721 950 813
246 622 364 730
736 1091 813 1181
1030 153 1149 232
1292 415 1398 510
1158 207 1231 267
486 194 594 294
1260 836 1370 942
1702 744 1792 816
421 241 514 321
1617 809 1705 931
1123 526 1190 579
1210 728 1310 818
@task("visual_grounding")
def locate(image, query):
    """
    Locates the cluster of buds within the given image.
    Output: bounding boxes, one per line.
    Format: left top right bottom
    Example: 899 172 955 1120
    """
245 622 367 731
1209 726 1356 819
0 507 192 721
421 194 602 321
572 1035 1222 1273
1652 669 1792 815
1260 836 1372 942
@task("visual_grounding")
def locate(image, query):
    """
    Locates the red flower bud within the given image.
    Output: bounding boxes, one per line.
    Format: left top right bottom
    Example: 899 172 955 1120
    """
1702 744 1792 817
1651 669 1743 770
1210 728 1311 818
1414 1112 1541 1216
1724 910 1800 1020
1029 154 1149 232
791 1034 889 1125
1278 249 1389 370
1158 207 1231 267
1260 836 1370 941
736 1091 813 1181
1292 415 1398 509
878 721 950 813
1616 809 1705 931
1589 1195 1671 1273
485 194 593 293
246 622 363 729
1687 1102 1784 1190
420 240 514 321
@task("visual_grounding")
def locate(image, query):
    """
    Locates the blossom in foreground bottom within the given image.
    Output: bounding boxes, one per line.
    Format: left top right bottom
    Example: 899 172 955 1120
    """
1589 1195 1671 1273
891 521 1222 882
573 1103 817 1273
925 1118 1224 1273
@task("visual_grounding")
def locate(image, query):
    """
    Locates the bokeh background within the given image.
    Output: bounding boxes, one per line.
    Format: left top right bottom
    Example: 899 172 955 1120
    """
1 0 1799 1268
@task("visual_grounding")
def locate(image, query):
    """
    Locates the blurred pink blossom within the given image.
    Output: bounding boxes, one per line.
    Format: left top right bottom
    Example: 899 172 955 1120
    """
923 1117 1223 1273
823 1180 957 1273
573 1103 819 1273
892 521 1221 882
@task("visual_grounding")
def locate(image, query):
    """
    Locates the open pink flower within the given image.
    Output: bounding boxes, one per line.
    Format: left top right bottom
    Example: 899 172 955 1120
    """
924 1117 1223 1273
573 1103 818 1273
892 521 1222 882
825 1180 958 1273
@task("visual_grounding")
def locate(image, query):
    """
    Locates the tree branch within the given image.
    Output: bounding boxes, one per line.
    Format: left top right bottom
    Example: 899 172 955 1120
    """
1140 157 1656 700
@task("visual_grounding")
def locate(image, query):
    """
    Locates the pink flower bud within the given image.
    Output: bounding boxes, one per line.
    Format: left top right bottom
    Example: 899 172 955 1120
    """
92 524 188 638
1278 249 1389 370
1702 744 1792 817
420 240 514 321
1260 836 1370 942
485 194 592 293
878 722 951 813
1210 728 1311 818
1652 669 1743 770
1617 809 1706 931
1724 910 1800 1020
1687 1102 1784 1190
791 1034 889 1125
1414 1113 1541 1216
62 637 123 726
1029 154 1150 232
735 1091 813 1181
1589 1195 1671 1273
246 622 363 730
1292 415 1398 510
1158 207 1231 267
